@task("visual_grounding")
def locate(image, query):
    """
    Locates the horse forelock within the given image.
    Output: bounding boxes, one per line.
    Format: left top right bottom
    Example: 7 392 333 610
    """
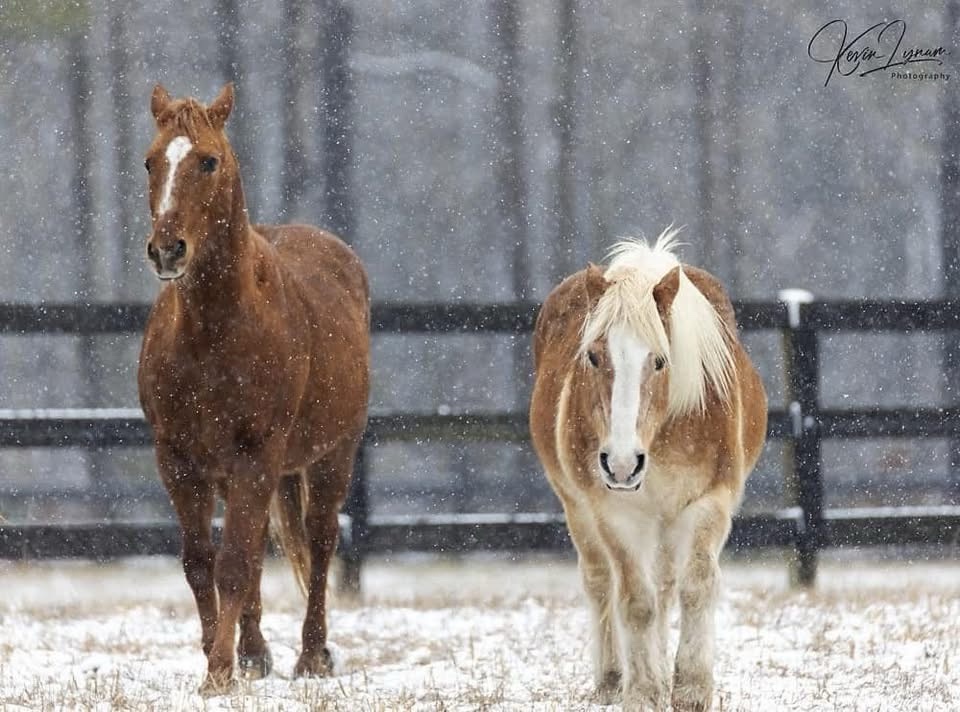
580 229 736 417
156 98 216 143
581 272 670 364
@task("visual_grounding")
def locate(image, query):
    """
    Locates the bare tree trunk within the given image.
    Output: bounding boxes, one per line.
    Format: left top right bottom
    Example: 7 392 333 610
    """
280 0 308 222
318 0 354 241
692 0 716 271
68 30 94 310
553 0 578 282
107 0 137 299
692 0 735 284
68 28 113 517
216 0 259 219
491 0 539 499
941 0 960 501
493 0 531 304
725 2 745 294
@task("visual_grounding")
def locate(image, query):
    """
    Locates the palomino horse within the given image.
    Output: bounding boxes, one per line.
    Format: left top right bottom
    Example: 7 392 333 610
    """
137 84 369 693
530 230 766 711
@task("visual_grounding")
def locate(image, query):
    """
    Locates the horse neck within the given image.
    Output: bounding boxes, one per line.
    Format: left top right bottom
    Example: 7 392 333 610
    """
174 167 269 327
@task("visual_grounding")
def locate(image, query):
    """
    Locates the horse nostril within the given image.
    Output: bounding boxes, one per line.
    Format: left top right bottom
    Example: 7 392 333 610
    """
146 242 159 260
174 240 187 258
634 452 646 474
599 451 611 475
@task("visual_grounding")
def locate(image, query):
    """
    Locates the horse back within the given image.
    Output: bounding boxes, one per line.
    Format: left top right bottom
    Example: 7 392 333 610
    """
680 265 737 335
255 223 369 322
259 223 371 453
532 269 591 373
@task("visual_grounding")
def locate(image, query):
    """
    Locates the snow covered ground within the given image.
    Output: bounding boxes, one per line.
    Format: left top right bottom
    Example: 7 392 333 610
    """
0 554 958 711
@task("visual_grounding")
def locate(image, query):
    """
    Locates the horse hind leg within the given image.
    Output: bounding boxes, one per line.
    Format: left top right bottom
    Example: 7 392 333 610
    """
294 437 356 677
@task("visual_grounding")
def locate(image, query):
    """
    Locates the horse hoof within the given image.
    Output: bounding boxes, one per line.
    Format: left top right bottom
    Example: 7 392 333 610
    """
198 672 238 697
239 646 273 680
294 646 334 678
672 672 712 711
623 685 667 712
671 689 711 712
595 670 622 704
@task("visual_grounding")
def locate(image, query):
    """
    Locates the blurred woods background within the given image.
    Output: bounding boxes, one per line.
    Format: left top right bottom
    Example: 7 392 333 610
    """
0 1 957 523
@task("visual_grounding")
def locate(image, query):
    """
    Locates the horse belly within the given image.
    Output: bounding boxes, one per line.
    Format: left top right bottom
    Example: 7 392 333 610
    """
278 340 369 470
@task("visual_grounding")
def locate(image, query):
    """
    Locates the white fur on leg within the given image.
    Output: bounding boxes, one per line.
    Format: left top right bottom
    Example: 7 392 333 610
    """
569 511 622 702
672 560 718 711
670 496 728 712
586 593 621 702
602 506 669 711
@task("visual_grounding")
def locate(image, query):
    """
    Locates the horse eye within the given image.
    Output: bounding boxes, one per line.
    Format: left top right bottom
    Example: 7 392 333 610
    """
199 156 218 173
654 355 666 371
144 158 152 173
587 351 599 368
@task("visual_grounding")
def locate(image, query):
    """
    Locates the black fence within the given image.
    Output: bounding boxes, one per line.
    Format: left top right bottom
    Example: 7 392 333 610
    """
1 299 959 587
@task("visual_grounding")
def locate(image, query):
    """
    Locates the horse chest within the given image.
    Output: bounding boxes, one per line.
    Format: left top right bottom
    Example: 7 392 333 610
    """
641 463 708 520
144 339 302 455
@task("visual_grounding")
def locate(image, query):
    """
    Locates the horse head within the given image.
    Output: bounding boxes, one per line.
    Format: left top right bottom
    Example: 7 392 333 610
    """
143 83 239 280
578 264 680 491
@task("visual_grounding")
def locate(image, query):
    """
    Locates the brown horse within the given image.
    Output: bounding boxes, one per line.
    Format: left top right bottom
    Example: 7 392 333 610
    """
529 230 767 711
137 83 369 694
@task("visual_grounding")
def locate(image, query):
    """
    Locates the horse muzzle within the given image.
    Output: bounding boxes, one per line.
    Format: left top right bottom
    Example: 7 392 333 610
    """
599 449 647 491
147 237 188 280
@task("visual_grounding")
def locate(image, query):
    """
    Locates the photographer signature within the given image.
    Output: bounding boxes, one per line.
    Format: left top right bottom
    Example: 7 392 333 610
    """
808 19 947 86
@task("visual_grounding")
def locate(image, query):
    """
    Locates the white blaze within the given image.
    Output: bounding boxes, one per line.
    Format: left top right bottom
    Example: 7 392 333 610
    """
157 136 193 216
607 325 648 467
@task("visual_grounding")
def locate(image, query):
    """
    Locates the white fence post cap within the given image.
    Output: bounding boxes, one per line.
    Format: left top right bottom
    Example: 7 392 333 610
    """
778 288 815 328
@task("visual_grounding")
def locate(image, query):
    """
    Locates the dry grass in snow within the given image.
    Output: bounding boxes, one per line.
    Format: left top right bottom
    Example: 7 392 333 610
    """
0 554 958 711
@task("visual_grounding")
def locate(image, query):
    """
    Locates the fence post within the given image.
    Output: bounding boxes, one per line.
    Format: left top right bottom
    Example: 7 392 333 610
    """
339 436 368 596
779 289 823 586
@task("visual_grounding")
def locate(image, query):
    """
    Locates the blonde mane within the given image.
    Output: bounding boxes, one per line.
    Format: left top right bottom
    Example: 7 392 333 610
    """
580 228 735 416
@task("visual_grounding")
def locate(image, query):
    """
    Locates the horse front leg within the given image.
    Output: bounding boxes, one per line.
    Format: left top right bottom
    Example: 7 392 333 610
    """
157 448 219 660
670 491 732 712
201 473 274 695
601 516 669 712
565 505 620 702
237 516 272 679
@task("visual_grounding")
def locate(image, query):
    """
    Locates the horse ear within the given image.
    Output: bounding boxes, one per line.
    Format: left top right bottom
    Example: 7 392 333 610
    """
584 263 609 308
653 266 681 320
151 84 172 122
208 83 235 129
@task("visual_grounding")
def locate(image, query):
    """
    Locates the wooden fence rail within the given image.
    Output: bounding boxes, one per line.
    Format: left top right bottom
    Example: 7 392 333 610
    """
1 299 959 587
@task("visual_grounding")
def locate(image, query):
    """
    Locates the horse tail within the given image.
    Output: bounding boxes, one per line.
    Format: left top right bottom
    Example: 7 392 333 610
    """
269 472 311 597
